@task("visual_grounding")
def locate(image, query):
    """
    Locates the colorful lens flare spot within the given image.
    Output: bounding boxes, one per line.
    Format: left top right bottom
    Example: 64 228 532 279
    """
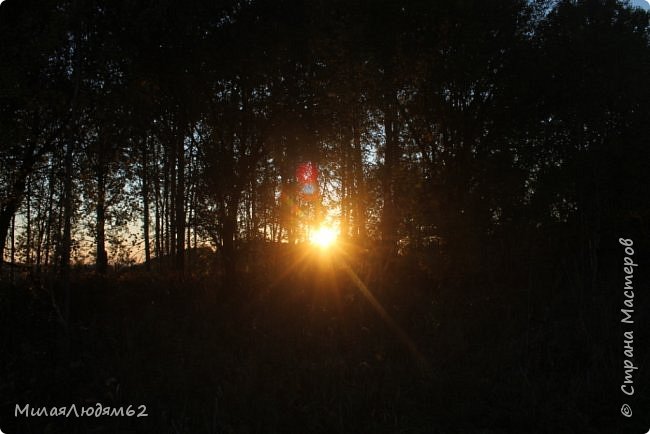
296 162 317 184
296 162 318 200
301 183 315 195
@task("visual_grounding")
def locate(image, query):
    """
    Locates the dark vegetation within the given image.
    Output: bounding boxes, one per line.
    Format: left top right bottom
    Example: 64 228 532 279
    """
1 0 650 432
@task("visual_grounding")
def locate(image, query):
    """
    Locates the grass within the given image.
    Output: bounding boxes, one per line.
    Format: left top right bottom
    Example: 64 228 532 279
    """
0 245 645 433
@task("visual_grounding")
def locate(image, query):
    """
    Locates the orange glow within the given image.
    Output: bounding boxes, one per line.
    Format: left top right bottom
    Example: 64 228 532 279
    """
310 226 337 249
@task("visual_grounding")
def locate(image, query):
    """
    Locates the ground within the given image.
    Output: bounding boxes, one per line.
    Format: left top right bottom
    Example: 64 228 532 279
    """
0 246 645 433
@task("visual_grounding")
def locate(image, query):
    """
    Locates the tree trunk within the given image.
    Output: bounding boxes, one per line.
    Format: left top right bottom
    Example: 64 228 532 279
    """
380 91 399 249
175 133 185 273
142 140 151 270
26 175 32 265
0 149 39 271
221 209 237 290
0 208 15 272
44 159 57 271
169 141 177 264
154 141 162 266
163 145 170 259
60 141 74 324
10 214 15 282
352 107 366 241
95 160 108 274
340 126 351 239
220 184 241 290
36 175 44 271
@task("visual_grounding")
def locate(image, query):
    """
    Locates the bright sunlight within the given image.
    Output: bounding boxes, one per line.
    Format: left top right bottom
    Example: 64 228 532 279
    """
310 226 337 249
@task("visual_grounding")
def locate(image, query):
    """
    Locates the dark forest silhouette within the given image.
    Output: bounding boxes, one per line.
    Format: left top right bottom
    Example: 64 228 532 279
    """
1 0 650 432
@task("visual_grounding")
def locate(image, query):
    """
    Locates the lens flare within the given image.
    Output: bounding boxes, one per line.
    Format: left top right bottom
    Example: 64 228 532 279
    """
310 226 337 248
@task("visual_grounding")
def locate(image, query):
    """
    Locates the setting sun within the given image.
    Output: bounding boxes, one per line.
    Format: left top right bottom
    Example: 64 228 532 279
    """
310 226 337 248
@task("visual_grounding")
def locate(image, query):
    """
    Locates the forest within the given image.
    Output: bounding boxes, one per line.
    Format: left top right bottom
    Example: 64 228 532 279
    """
1 0 650 432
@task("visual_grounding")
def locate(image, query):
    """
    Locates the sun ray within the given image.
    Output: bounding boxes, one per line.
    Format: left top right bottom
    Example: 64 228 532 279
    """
337 258 430 372
264 244 313 291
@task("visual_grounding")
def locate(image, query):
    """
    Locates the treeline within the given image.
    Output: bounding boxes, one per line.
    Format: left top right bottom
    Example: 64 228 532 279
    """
1 0 649 282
